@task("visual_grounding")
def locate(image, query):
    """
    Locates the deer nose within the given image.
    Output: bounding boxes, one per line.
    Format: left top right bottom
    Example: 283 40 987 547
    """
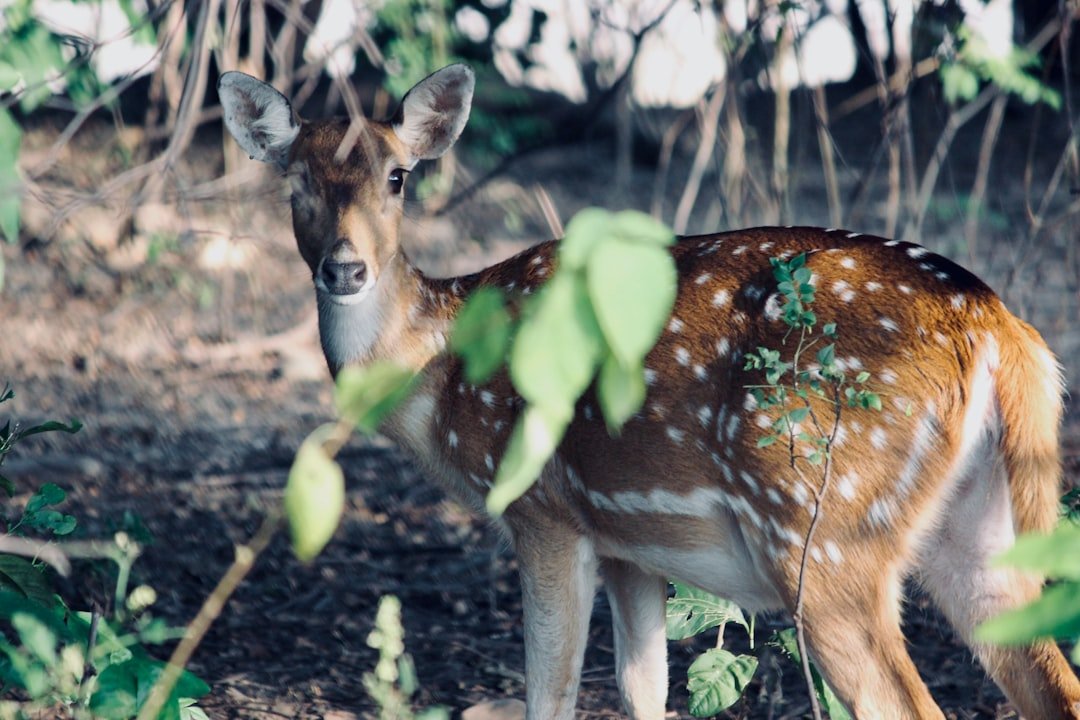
319 259 367 295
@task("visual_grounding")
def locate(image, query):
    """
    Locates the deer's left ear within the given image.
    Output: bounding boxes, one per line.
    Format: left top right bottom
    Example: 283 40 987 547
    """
219 71 300 169
392 64 475 163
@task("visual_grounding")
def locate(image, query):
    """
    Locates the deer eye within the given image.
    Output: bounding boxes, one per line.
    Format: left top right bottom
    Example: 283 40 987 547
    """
388 168 406 195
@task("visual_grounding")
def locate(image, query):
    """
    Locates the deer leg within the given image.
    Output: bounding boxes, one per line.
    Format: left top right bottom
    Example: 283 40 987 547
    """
515 529 598 720
602 558 668 720
918 452 1080 719
794 563 944 720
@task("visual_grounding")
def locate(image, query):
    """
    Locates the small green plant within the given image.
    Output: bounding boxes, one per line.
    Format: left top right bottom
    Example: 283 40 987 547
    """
939 25 1061 109
0 384 209 719
363 596 448 720
669 254 880 718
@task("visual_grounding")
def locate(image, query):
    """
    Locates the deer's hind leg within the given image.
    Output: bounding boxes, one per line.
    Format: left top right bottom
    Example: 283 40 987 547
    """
916 436 1080 719
788 553 945 720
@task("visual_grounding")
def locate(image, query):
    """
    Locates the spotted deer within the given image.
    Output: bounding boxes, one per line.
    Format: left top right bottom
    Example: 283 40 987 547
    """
218 64 1080 719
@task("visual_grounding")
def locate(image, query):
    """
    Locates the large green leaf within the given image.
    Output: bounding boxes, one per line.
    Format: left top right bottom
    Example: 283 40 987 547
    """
284 428 346 561
597 354 645 433
0 555 55 606
559 207 614 270
686 648 757 716
666 582 748 640
450 287 511 384
334 362 416 435
0 107 22 247
509 272 602 415
993 524 1080 579
486 403 571 516
586 239 676 368
11 612 57 665
975 581 1080 645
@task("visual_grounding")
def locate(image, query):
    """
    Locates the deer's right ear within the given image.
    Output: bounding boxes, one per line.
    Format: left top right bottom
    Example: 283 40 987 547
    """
219 72 300 169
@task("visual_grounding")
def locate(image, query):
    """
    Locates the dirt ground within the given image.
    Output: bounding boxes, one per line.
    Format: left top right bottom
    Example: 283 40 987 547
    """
2 89 1079 719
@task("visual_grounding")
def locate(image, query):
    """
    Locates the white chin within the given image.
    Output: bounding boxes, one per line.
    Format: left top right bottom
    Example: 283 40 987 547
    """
317 283 373 306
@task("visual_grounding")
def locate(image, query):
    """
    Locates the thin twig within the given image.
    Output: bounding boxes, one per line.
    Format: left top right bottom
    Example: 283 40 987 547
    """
673 86 725 235
963 94 1007 266
135 514 281 720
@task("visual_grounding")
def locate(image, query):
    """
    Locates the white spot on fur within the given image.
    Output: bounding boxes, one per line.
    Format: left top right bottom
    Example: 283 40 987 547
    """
480 390 496 407
870 427 888 450
879 317 900 332
712 289 731 307
840 257 856 269
836 473 857 500
951 294 965 309
865 281 882 292
898 284 913 295
644 368 657 385
733 245 748 255
485 453 494 472
907 246 928 258
675 346 691 366
666 426 685 444
764 293 783 321
824 540 843 565
696 273 712 285
715 338 730 357
880 368 898 385
669 317 684 333
867 498 896 528
766 488 784 505
448 430 459 448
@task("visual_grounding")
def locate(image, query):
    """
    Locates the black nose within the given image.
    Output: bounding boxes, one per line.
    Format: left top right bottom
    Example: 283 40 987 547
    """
320 260 367 295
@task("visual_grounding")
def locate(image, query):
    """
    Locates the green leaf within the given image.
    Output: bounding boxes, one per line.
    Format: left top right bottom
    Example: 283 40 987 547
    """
0 108 22 246
666 582 748 640
560 209 673 271
597 355 645 433
993 524 1080 579
25 509 77 535
975 581 1080 645
855 371 870 384
0 556 54 606
450 287 512 384
284 428 346 561
686 648 757 716
586 239 677 368
0 62 19 91
941 62 980 104
816 344 835 368
559 207 613 270
757 435 777 448
24 483 65 514
11 612 57 665
16 419 82 439
510 272 602 415
334 362 416 435
486 403 571 516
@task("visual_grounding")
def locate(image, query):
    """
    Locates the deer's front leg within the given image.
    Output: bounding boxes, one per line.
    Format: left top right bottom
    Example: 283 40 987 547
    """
515 526 598 720
602 559 668 720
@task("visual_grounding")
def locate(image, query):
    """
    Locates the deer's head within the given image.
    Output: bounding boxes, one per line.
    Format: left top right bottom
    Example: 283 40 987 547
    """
218 65 475 306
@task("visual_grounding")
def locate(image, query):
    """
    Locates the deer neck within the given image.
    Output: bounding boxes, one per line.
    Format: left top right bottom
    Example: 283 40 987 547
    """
317 252 461 378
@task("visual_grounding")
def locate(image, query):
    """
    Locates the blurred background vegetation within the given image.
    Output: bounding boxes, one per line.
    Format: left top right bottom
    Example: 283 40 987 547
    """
0 1 1078 717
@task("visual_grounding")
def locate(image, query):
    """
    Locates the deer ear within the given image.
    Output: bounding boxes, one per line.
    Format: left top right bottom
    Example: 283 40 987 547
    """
392 64 474 163
219 71 300 169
